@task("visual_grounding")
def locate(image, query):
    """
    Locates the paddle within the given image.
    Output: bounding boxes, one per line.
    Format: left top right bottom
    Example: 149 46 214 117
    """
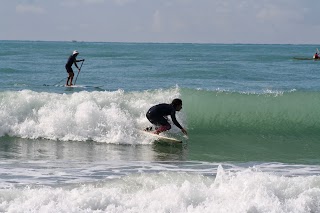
74 60 84 85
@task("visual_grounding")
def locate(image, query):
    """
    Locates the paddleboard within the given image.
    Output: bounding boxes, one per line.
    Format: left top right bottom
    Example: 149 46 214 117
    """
139 130 182 143
63 85 103 89
65 85 85 88
43 84 83 87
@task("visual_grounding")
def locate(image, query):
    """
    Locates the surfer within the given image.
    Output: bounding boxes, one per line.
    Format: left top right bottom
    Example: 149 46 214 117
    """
65 50 84 86
145 98 188 135
313 52 319 59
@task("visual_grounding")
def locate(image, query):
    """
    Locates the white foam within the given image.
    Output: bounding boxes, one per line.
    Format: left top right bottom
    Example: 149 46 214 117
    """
1 166 320 213
0 88 184 144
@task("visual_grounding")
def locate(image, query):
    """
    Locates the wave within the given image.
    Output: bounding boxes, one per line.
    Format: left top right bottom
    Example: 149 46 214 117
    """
1 166 320 212
0 88 184 144
1 88 320 144
182 88 320 136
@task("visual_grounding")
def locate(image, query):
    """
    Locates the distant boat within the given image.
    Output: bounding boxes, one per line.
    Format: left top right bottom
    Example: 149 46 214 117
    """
72 40 77 42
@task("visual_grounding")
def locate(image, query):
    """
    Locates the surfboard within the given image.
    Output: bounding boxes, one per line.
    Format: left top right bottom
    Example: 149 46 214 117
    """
139 130 182 143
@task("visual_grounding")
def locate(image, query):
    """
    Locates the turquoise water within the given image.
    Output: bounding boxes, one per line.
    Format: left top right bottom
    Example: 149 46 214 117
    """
1 40 320 212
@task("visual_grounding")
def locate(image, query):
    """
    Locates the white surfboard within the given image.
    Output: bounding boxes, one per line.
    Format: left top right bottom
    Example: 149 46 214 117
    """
140 130 182 143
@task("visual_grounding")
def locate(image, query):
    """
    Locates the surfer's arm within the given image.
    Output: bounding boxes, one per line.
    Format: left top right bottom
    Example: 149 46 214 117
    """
170 112 183 129
74 59 84 70
171 112 188 135
73 61 79 69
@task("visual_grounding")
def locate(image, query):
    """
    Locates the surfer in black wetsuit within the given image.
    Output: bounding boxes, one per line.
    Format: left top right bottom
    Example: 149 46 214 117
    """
65 50 84 86
146 98 188 135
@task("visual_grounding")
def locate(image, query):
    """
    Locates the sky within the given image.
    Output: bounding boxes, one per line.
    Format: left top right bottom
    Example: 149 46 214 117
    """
1 0 320 44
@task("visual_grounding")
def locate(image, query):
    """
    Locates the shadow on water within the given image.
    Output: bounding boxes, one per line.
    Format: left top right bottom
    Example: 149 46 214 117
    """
151 141 188 161
0 136 188 162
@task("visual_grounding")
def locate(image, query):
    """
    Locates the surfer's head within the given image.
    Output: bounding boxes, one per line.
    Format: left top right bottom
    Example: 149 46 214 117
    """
73 50 79 55
171 98 182 111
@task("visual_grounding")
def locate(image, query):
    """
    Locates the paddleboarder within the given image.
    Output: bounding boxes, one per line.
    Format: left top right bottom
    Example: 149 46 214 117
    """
313 52 319 59
65 50 84 86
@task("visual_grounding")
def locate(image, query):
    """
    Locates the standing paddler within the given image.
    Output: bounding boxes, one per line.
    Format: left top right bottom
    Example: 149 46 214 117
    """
65 50 85 86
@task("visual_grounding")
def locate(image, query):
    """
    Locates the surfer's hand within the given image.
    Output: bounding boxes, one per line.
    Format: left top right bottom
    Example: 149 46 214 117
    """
181 128 188 135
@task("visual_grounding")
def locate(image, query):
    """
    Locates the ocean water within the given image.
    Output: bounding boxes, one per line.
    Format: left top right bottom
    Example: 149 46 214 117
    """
1 40 320 212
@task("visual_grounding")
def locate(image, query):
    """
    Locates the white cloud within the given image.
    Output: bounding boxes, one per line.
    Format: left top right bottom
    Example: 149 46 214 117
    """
16 4 46 14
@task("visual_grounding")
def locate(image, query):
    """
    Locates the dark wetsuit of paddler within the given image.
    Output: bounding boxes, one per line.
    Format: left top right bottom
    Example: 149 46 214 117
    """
65 50 84 86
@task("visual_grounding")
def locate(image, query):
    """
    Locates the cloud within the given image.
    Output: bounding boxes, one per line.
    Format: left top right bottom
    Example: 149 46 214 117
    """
16 4 46 14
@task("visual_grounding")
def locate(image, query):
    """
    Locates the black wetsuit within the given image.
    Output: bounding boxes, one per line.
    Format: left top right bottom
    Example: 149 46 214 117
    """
146 103 183 129
65 54 78 73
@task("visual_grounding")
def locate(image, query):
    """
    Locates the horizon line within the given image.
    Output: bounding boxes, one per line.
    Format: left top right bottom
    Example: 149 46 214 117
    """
0 39 319 46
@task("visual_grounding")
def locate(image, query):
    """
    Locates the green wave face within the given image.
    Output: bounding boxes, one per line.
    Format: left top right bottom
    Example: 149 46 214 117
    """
183 89 320 136
181 89 320 163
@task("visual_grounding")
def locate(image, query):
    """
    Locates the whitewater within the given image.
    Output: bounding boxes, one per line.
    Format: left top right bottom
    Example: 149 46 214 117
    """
0 88 183 143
